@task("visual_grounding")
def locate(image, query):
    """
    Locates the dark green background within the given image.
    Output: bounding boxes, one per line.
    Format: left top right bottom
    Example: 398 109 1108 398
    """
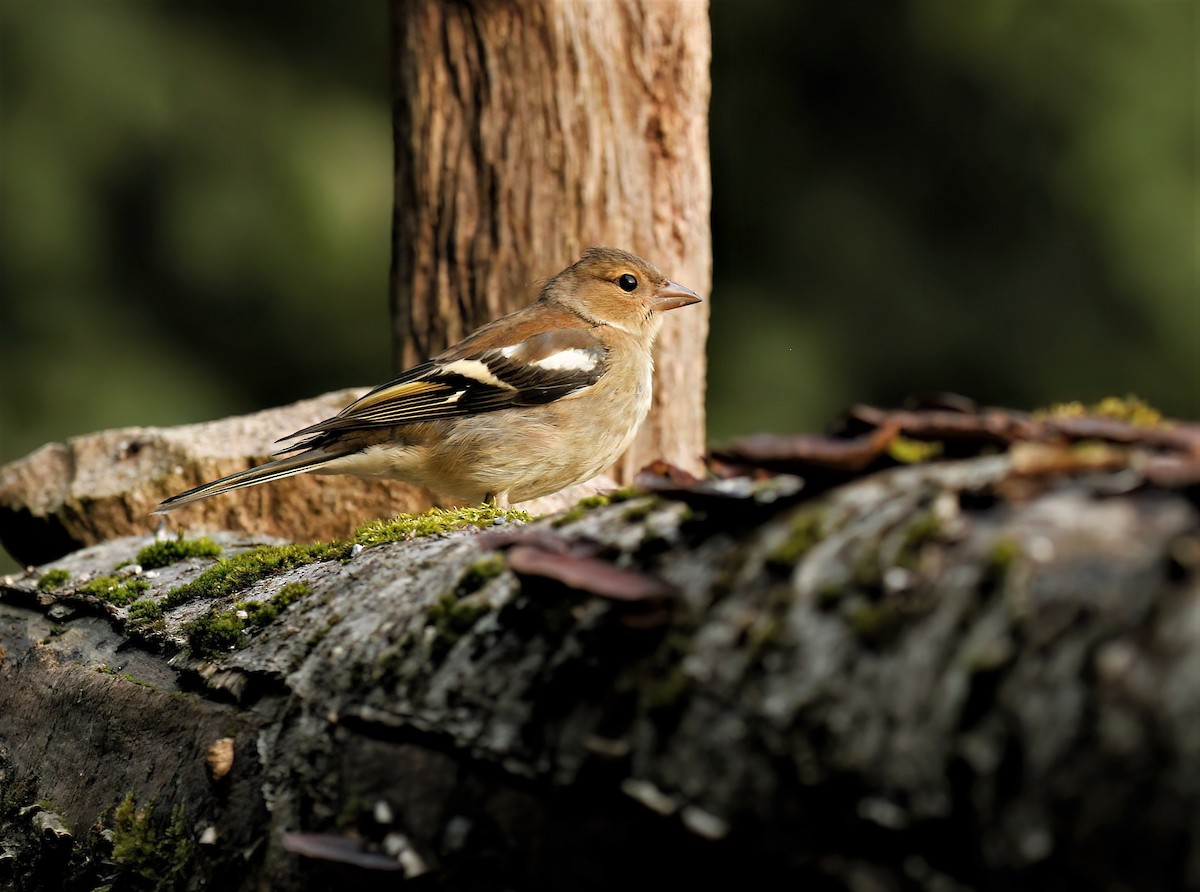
1 1 1197 546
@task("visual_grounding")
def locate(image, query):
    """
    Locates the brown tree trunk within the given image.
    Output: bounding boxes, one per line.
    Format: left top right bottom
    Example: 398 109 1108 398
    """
389 0 712 479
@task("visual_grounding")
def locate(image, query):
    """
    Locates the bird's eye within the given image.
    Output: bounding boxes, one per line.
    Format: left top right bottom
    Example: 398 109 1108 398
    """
617 273 638 292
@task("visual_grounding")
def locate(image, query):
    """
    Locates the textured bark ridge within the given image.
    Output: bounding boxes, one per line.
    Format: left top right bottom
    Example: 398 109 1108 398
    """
390 0 712 480
2 448 1198 890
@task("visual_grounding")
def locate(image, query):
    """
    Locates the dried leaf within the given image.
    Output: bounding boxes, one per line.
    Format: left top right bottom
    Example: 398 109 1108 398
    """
1010 442 1131 477
205 736 235 782
476 528 583 555
506 546 676 603
1043 416 1200 452
711 422 900 473
848 406 1039 446
636 460 700 487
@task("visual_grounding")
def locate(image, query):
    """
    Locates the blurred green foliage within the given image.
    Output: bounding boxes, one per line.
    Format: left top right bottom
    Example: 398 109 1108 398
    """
1 1 392 465
1 0 1196 460
709 0 1197 439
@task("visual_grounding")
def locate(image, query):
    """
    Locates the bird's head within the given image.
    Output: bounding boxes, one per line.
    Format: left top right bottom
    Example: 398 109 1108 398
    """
542 247 702 339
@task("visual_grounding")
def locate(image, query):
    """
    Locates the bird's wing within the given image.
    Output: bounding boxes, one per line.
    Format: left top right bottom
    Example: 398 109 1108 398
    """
276 328 608 449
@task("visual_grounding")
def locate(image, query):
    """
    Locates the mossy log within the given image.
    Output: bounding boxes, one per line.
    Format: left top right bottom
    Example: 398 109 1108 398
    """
1 454 1199 891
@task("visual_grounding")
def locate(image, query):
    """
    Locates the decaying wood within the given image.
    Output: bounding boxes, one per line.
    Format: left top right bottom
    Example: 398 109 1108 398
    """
2 446 1199 890
389 0 712 479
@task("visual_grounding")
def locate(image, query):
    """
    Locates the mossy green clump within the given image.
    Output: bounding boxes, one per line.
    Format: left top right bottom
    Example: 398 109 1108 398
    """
135 535 223 570
894 512 942 571
36 568 71 591
622 498 660 522
163 543 343 609
355 505 531 547
240 581 310 626
551 493 613 526
184 581 314 658
186 611 247 656
456 554 506 594
127 600 164 623
766 507 827 571
846 600 903 646
426 590 494 661
81 575 150 607
989 536 1020 569
1037 394 1164 427
428 592 492 635
422 557 510 660
276 580 312 603
111 793 192 890
98 665 156 689
125 599 166 637
887 437 944 464
982 536 1021 591
158 507 527 613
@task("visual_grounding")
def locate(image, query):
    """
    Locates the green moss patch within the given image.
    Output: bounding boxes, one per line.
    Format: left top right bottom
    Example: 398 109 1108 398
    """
186 611 247 657
135 536 223 570
982 536 1021 592
894 511 942 571
550 493 616 526
98 665 156 689
125 599 166 636
455 553 506 594
184 581 314 658
355 505 530 547
426 592 493 660
1038 394 1164 427
766 506 827 571
162 506 528 612
424 558 506 660
163 542 344 609
36 568 71 591
887 436 944 464
81 575 150 607
111 793 192 890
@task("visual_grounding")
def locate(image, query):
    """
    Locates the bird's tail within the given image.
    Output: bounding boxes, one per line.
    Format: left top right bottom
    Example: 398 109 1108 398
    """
151 450 345 514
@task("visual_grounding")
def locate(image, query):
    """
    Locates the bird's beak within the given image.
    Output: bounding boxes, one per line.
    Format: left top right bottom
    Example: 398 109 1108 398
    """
652 280 702 312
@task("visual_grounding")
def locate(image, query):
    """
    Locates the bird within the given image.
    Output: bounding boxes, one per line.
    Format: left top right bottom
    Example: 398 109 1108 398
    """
153 247 701 513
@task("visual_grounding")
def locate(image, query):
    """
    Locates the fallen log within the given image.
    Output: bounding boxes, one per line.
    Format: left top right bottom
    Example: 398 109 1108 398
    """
2 404 1199 890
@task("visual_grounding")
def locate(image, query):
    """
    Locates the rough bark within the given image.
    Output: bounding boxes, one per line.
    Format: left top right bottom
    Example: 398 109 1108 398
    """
2 455 1198 891
389 0 712 479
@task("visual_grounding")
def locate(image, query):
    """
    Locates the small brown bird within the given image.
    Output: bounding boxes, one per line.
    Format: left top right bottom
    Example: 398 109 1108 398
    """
153 247 701 513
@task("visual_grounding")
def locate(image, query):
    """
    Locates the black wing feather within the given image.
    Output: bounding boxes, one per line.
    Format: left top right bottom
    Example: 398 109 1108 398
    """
274 329 608 451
